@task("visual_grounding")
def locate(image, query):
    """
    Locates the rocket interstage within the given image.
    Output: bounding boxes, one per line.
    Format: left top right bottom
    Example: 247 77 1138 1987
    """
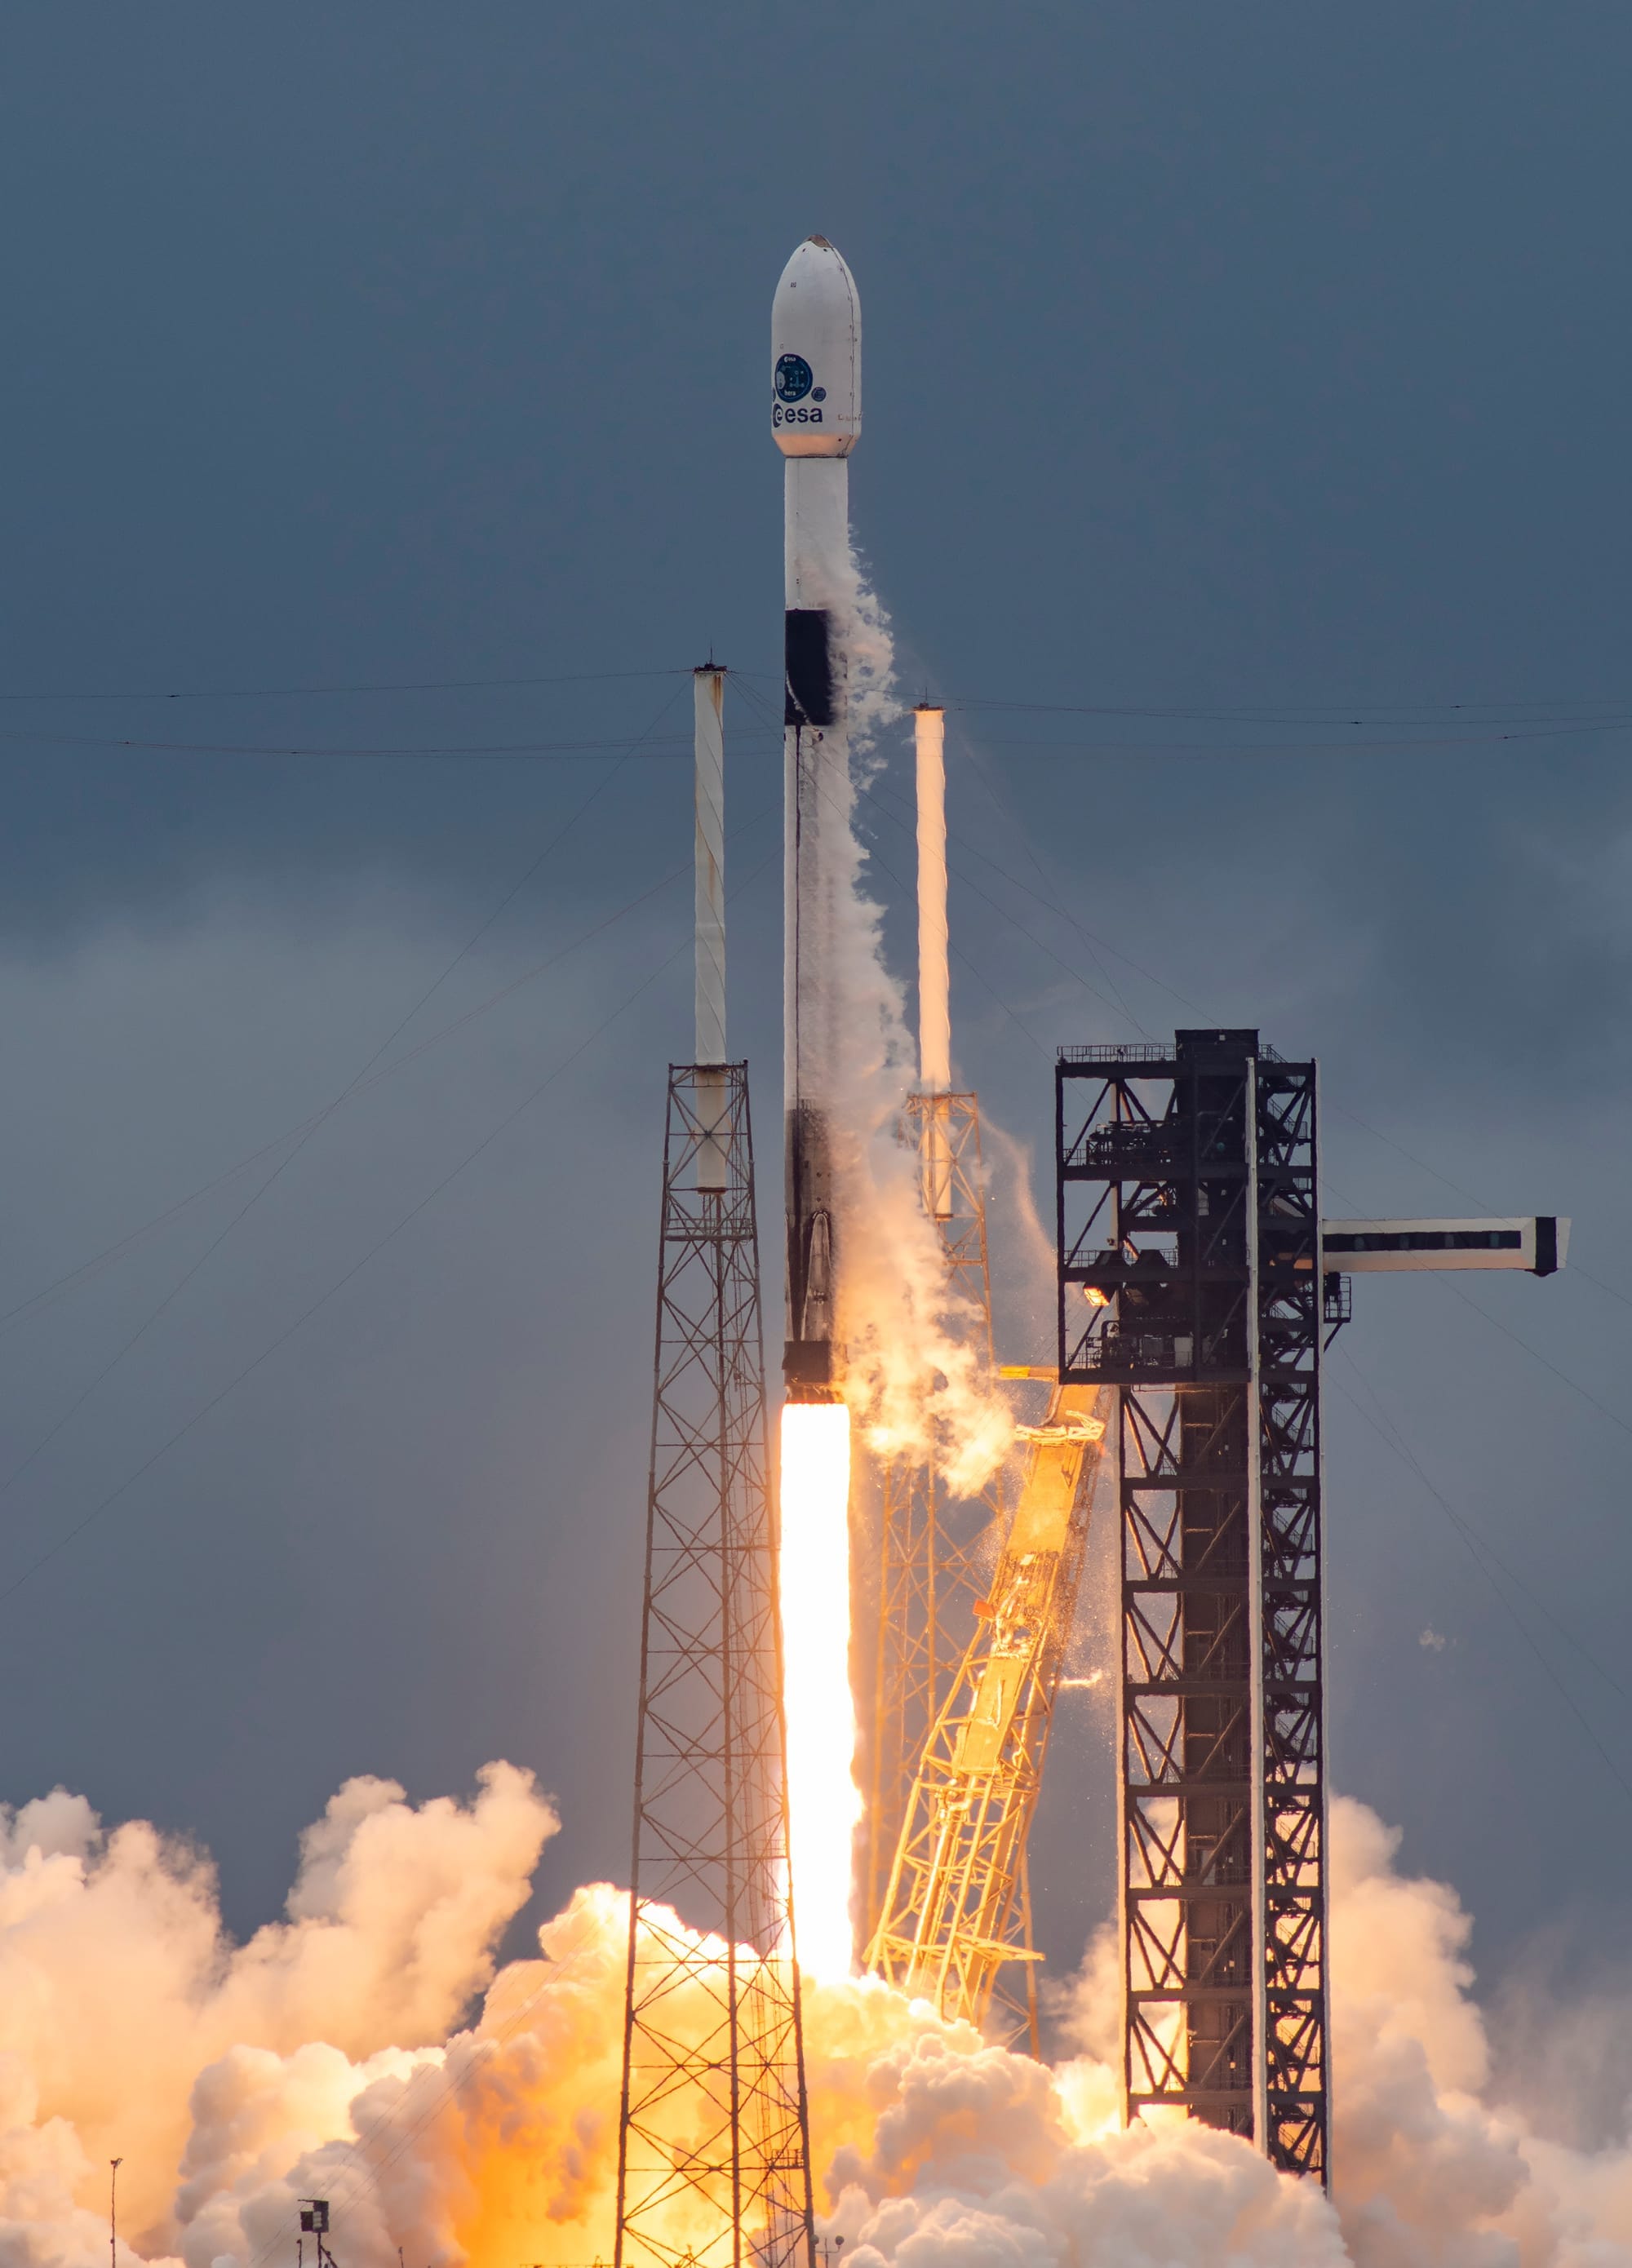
774 234 860 1402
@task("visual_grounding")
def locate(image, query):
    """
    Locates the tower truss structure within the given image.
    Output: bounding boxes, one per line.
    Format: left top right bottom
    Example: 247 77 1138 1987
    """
617 1065 816 2268
866 1382 1102 2049
865 1091 1004 1939
1056 1030 1328 2182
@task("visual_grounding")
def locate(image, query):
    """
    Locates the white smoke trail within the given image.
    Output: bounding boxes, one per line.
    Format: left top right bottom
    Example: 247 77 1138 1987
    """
819 550 1012 1496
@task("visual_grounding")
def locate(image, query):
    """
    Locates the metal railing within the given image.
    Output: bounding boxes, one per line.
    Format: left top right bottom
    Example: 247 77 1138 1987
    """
1058 1043 1173 1065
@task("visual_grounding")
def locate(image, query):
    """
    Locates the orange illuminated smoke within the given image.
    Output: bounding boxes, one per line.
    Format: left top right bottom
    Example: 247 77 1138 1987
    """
778 1402 860 1978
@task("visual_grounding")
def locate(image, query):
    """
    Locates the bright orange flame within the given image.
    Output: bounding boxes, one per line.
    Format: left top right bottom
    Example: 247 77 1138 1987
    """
778 1402 860 1978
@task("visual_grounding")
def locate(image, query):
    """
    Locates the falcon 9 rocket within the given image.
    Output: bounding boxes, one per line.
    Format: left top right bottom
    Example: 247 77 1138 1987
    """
773 234 860 1402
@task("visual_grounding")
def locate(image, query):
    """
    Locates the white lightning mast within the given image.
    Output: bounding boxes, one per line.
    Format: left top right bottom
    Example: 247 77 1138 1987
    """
916 704 952 1216
694 664 727 1190
864 703 1009 2006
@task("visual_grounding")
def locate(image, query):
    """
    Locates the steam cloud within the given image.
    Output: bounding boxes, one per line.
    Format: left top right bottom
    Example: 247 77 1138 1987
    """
1 1770 1627 2267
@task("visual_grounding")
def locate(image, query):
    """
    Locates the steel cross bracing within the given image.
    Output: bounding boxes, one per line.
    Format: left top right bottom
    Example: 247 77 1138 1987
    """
616 1065 816 2268
1055 1032 1328 2184
865 1382 1102 2049
864 1092 1004 1944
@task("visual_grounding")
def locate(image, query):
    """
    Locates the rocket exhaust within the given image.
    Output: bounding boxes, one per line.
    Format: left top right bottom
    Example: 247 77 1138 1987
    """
774 235 861 1402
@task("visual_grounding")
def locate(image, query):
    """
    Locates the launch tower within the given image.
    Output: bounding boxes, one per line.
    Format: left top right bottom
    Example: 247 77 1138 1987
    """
1058 1031 1328 2174
1057 1028 1567 2182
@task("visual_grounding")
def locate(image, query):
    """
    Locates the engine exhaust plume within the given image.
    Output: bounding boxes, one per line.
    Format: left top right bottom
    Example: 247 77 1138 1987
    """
778 1399 860 1978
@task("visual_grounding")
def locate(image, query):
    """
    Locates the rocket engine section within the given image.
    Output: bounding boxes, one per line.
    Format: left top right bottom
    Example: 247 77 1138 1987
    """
774 236 861 1401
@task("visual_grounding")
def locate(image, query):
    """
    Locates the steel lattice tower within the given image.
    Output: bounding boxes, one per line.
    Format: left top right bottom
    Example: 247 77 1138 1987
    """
616 1064 816 2268
866 1381 1102 2050
1056 1030 1328 2182
864 1091 1003 1942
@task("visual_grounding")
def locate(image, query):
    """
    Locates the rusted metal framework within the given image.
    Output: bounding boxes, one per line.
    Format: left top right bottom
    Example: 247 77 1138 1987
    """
866 1383 1102 2049
1056 1031 1328 2183
865 1092 1004 1942
617 1065 815 2268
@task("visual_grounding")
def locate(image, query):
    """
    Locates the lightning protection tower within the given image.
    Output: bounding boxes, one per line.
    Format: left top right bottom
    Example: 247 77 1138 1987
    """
616 668 815 2268
866 707 1004 1942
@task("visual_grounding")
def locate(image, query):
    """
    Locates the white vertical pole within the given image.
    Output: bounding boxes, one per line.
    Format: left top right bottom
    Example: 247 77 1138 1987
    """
915 704 951 1217
694 666 728 1190
915 705 951 1090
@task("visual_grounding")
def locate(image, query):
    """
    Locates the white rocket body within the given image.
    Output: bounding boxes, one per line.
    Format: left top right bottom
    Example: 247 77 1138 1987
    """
774 236 860 1400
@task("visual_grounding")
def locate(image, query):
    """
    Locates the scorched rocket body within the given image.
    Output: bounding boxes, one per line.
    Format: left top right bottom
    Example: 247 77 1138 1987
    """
774 235 860 1402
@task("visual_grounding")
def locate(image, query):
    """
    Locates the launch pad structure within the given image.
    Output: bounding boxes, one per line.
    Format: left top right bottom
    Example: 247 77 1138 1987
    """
614 673 815 2268
866 1376 1102 2049
865 1094 1004 1933
1057 1032 1329 2176
1054 1028 1566 2182
609 240 1579 2245
865 710 1001 1900
862 710 1111 2054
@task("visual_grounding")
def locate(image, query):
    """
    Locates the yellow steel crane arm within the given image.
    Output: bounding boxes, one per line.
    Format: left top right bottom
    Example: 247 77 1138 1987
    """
864 1383 1104 2047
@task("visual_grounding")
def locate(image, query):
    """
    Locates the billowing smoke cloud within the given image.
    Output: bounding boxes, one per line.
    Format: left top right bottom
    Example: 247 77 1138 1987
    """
823 553 1012 1495
2 1770 1630 2267
0 1764 554 2267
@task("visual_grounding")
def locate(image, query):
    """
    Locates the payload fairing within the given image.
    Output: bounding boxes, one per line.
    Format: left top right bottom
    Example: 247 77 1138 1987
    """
774 234 861 1402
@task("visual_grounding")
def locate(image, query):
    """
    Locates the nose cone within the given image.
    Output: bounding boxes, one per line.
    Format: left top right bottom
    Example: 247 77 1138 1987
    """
772 236 860 458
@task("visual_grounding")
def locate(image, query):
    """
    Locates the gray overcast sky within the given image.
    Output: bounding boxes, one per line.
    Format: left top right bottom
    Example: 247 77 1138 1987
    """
1 2 1630 2102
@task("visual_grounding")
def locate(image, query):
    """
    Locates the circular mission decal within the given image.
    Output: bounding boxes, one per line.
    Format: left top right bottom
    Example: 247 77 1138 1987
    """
774 353 814 402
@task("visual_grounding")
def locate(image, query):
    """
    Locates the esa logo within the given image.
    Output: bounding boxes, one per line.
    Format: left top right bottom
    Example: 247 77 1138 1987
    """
772 353 831 427
774 352 814 401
